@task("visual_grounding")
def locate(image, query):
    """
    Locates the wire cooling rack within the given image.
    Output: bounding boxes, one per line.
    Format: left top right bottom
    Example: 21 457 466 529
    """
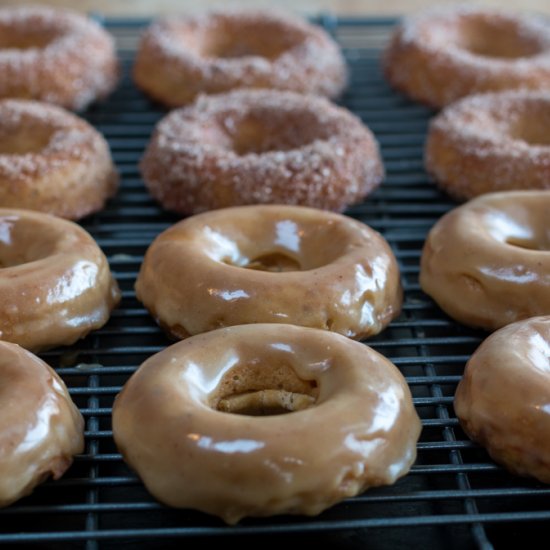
1 16 549 550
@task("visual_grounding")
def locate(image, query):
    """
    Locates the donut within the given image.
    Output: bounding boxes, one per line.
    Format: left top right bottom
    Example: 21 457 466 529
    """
0 5 118 111
133 9 347 107
0 340 84 507
383 5 550 109
140 89 384 214
0 208 120 352
425 91 550 200
135 204 402 340
112 323 421 524
455 316 550 483
0 99 118 220
420 190 550 331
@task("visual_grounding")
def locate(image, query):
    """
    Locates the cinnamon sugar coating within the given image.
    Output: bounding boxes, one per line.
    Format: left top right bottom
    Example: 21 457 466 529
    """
0 99 118 220
0 341 84 508
455 316 550 483
135 205 402 340
140 89 384 214
112 324 421 524
0 208 120 352
383 5 550 109
0 5 118 111
425 91 550 200
133 9 347 106
420 191 550 331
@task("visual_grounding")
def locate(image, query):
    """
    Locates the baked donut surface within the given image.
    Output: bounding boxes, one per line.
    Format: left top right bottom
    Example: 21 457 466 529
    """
0 340 84 507
0 99 118 220
420 191 550 331
0 5 118 111
0 208 120 352
112 323 421 524
383 5 550 108
133 9 347 106
135 205 402 340
455 316 550 483
425 91 550 200
140 89 384 214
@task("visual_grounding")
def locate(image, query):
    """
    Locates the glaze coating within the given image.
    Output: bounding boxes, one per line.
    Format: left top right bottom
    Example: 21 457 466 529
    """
112 323 421 524
0 208 120 351
0 341 84 507
455 316 550 483
135 205 402 340
420 191 550 330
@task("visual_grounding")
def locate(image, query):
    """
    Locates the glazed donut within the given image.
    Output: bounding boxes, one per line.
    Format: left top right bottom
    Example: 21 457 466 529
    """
455 316 550 483
0 5 118 111
383 5 550 108
0 99 118 220
425 91 550 200
133 9 347 107
140 89 384 214
0 208 120 352
135 204 402 340
420 191 550 331
112 323 421 524
0 340 84 507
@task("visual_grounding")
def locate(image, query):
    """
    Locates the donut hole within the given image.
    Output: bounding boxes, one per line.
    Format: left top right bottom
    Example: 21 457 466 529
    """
0 126 54 155
221 111 333 155
0 29 58 50
210 362 318 416
485 209 550 251
245 252 301 272
509 113 550 146
457 17 543 59
0 217 60 267
192 18 301 60
513 125 550 146
204 218 349 271
506 236 549 251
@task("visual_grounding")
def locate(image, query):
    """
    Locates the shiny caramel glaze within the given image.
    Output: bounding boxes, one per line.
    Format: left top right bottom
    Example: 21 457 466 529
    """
420 191 550 331
0 208 120 352
425 91 550 200
0 99 118 220
0 341 84 507
140 89 383 215
383 5 550 109
135 205 402 340
0 5 118 111
133 9 347 107
112 323 421 524
455 316 550 483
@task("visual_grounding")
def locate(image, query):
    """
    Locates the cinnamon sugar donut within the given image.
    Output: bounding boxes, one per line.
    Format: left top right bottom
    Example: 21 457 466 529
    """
455 316 550 483
420 191 550 331
425 91 550 200
140 89 384 214
0 5 118 111
133 9 347 107
0 340 84 508
383 5 550 109
112 323 421 524
0 99 117 220
0 208 120 352
135 205 402 340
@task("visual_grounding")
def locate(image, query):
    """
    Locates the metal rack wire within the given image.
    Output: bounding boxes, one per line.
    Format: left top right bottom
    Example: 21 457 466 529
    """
1 16 549 549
